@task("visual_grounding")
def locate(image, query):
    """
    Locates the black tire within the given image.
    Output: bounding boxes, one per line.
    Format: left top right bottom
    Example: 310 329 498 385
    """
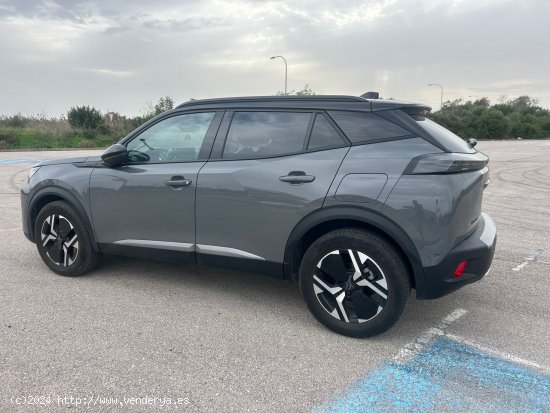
34 201 99 276
299 228 410 337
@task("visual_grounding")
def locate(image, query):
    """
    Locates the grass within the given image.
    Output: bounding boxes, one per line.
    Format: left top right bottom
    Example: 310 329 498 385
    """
0 116 124 149
0 127 116 149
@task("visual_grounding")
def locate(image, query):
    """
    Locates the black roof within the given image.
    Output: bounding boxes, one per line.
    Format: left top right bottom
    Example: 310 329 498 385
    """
176 95 431 112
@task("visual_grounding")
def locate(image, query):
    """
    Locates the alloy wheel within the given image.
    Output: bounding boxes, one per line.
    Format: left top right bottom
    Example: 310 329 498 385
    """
40 214 79 267
313 249 388 323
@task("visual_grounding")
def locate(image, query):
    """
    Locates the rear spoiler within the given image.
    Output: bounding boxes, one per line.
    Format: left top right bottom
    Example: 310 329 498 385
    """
399 105 432 120
370 99 431 114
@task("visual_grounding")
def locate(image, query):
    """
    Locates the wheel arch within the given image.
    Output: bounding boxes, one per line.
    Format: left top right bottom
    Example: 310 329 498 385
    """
27 187 99 252
284 206 425 292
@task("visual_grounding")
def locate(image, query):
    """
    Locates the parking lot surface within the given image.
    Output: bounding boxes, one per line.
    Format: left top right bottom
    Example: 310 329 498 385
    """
1 141 549 412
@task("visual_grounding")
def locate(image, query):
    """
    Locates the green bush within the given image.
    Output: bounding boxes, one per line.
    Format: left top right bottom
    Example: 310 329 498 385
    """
511 122 539 139
472 109 510 139
0 114 28 128
429 95 550 139
67 106 104 131
0 128 20 148
0 97 180 149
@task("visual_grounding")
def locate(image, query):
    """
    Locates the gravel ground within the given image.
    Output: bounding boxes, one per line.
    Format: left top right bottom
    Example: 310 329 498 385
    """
0 141 549 412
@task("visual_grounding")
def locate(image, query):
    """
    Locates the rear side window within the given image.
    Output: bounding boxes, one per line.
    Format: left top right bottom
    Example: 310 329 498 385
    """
307 114 347 150
328 111 411 143
223 111 311 159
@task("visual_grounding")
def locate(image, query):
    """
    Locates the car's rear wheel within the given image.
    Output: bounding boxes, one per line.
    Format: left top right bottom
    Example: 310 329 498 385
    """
299 228 410 337
34 201 99 276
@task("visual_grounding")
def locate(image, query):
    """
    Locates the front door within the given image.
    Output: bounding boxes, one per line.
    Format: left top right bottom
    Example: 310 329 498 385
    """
90 111 221 259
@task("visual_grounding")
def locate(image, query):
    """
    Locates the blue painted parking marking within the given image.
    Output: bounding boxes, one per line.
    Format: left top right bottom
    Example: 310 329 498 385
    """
315 336 550 413
0 159 43 165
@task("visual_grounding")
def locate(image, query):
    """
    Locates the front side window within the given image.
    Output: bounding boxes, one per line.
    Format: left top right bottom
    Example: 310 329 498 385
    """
223 111 311 159
126 112 215 163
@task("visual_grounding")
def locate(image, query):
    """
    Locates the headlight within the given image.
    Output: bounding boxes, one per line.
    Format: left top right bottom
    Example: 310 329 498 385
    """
28 166 41 182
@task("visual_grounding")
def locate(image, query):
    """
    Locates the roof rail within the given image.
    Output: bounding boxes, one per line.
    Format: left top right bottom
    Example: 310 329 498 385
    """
177 95 366 108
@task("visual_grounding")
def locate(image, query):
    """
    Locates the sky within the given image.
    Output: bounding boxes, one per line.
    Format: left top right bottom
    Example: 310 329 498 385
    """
0 0 549 117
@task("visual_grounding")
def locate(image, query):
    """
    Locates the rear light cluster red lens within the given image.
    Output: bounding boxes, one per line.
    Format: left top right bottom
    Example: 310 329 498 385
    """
453 260 468 278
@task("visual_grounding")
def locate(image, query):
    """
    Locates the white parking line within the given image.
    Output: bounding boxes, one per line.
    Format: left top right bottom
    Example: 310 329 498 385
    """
393 307 550 375
445 333 550 375
513 248 544 271
393 308 468 364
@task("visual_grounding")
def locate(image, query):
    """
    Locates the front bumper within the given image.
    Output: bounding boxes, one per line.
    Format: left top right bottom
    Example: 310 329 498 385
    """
21 184 33 242
419 212 497 299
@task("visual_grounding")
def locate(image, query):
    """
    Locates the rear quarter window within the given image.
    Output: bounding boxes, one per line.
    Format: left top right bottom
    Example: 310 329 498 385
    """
328 111 411 143
414 118 475 153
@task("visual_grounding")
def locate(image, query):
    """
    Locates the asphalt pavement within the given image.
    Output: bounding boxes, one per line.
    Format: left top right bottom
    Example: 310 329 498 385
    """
1 141 549 412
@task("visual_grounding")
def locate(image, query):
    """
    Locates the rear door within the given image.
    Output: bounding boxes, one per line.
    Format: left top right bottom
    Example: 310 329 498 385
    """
195 110 350 268
90 111 222 259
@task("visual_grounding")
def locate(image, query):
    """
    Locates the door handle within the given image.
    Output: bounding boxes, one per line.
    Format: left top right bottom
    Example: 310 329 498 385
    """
165 176 192 188
279 171 316 185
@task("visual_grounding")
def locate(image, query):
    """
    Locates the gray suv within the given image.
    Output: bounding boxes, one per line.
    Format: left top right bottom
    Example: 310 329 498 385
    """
21 95 496 337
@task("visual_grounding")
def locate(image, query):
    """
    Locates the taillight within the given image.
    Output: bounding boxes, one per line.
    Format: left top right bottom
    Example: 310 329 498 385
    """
453 260 468 278
404 153 488 175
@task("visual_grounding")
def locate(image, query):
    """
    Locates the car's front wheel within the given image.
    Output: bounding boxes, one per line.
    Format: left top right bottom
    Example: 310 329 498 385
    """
34 201 99 276
299 228 410 337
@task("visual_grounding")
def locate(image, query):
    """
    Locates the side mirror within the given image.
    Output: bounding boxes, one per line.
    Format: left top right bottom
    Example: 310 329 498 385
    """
101 144 128 167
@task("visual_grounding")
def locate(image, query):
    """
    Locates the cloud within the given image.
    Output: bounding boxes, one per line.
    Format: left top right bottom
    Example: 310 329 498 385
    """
468 80 550 94
142 16 227 32
102 25 130 35
90 68 134 77
0 0 549 115
0 0 89 21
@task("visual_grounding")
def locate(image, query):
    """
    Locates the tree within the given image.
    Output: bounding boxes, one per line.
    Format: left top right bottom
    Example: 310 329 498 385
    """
295 84 317 95
67 106 104 130
139 96 175 122
472 109 509 139
509 96 538 112
276 84 317 96
428 95 549 140
153 96 174 115
511 121 539 139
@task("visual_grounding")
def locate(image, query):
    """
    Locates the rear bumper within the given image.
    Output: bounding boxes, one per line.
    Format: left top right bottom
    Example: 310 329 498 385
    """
418 212 496 299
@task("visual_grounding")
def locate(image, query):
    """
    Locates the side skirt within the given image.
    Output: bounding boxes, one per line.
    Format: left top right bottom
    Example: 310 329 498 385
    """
197 253 284 279
99 243 195 264
98 243 285 279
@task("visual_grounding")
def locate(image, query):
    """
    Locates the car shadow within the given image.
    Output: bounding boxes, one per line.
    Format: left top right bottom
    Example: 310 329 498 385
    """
96 254 307 313
89 254 461 341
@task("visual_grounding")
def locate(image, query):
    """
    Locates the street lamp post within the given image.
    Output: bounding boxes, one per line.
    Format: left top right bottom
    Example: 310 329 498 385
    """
428 83 444 109
270 55 287 95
